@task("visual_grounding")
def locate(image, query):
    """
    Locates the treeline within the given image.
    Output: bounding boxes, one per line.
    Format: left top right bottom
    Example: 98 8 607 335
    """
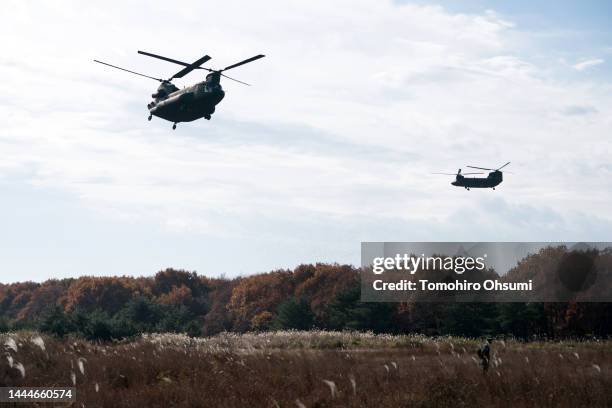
0 252 611 340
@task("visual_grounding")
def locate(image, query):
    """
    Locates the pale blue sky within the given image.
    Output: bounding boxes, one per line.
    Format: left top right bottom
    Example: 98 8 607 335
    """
1 1 611 282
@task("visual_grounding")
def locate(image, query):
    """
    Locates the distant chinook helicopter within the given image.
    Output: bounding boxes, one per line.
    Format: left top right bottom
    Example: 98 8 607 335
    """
433 162 510 190
94 50 265 129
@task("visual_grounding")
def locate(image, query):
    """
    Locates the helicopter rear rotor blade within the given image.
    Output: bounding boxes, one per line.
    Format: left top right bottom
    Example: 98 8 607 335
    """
221 54 265 71
188 53 264 85
496 161 511 170
199 64 256 86
220 73 251 86
93 59 163 82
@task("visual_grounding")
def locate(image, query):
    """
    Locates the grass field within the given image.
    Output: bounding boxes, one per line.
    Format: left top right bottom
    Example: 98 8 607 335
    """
1 331 611 407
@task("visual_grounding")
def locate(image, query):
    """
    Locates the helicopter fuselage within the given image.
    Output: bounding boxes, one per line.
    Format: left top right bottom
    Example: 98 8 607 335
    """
452 171 503 189
95 51 264 128
147 75 225 123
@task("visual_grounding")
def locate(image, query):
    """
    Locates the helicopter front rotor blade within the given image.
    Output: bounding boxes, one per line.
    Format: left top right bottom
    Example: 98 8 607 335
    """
138 50 193 67
221 54 265 71
431 173 460 176
93 59 163 82
170 55 212 79
467 165 494 171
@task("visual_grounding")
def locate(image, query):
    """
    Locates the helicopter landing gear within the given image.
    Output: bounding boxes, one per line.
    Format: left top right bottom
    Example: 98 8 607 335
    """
204 114 211 120
172 123 177 130
493 187 496 190
148 114 152 121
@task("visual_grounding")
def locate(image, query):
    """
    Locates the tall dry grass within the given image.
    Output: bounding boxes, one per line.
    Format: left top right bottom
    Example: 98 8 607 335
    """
1 331 610 407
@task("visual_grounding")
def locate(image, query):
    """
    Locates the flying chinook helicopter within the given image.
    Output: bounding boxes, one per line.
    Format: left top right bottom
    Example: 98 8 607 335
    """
433 162 511 190
94 51 265 129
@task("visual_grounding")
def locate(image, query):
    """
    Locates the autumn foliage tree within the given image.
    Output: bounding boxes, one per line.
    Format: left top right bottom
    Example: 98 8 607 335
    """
0 254 610 340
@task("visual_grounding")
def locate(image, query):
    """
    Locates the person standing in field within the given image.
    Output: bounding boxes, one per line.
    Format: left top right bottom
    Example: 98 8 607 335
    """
477 338 492 373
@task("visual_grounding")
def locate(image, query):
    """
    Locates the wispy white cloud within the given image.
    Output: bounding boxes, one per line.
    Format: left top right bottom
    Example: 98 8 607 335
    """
572 58 604 71
562 105 598 116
